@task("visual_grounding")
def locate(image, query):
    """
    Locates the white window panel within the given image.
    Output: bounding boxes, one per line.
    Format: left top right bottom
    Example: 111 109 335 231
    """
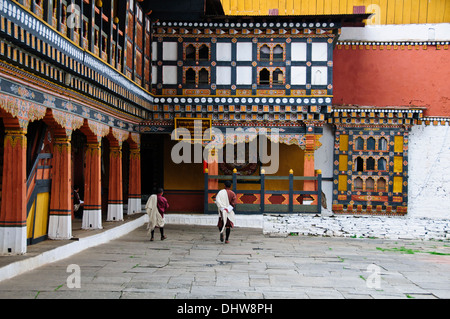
151 66 157 84
291 42 307 61
311 66 328 85
216 66 231 85
311 42 328 61
216 43 232 61
162 42 178 61
162 66 177 84
236 42 252 61
236 66 252 85
152 42 158 61
290 66 307 85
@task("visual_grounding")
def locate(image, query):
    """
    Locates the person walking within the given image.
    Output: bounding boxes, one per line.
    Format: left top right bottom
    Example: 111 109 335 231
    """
146 188 169 241
73 186 84 219
215 180 236 243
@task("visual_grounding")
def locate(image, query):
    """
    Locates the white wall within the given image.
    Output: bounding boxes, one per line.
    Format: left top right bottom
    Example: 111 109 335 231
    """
408 124 450 219
314 124 334 213
340 23 450 42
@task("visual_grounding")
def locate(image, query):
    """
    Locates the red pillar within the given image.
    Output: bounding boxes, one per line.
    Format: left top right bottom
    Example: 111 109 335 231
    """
0 122 27 254
48 136 73 239
127 145 141 214
83 141 102 229
107 143 123 221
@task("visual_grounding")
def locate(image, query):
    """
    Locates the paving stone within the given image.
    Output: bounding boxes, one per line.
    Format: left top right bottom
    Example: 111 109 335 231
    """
0 224 449 299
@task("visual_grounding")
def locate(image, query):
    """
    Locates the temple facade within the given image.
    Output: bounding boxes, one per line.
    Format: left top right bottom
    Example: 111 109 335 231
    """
0 0 448 254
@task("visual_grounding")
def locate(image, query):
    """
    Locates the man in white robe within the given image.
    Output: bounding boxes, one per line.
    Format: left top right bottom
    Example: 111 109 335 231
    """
215 181 236 243
146 194 165 241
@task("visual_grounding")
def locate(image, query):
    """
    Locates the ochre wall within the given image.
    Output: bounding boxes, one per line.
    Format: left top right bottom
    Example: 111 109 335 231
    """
163 135 204 191
263 143 305 191
221 0 450 25
164 138 305 191
332 46 450 117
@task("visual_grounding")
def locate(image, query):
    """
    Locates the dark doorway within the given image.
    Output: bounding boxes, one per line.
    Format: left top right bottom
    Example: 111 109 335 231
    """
141 134 164 195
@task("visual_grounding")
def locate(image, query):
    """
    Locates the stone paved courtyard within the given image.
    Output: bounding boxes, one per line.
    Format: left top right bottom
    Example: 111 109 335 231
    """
0 224 449 299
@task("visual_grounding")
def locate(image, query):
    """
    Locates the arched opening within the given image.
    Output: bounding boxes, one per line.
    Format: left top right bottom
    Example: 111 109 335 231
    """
273 45 283 61
355 156 364 172
198 68 209 85
366 157 375 170
185 68 196 84
354 177 363 191
122 141 130 206
273 68 284 85
25 119 51 245
367 137 376 150
355 137 364 150
378 157 387 171
259 68 270 85
185 44 195 61
377 177 387 192
378 137 388 151
198 44 209 60
366 177 375 191
260 45 270 61
26 120 48 176
71 129 87 220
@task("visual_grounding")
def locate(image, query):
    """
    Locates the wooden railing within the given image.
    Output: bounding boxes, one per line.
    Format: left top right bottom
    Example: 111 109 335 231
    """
204 169 322 215
26 153 52 216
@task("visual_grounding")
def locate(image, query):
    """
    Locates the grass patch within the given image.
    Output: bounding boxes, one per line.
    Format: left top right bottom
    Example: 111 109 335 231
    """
376 246 450 256
376 247 419 254
54 284 64 291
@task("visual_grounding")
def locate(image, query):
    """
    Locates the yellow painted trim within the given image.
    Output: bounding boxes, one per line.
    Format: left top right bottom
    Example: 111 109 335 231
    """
393 176 403 193
221 0 450 24
338 174 348 191
339 154 348 171
339 134 349 151
26 200 35 239
34 193 50 238
394 135 404 153
394 156 403 173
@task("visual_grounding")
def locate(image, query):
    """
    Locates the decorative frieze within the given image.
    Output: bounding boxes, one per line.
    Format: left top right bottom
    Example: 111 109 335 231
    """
337 41 450 50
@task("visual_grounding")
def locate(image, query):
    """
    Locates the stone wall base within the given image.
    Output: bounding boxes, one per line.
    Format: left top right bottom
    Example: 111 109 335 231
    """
263 214 450 241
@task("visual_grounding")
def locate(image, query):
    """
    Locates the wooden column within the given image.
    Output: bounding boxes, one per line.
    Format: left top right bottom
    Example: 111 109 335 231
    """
303 121 323 206
45 108 84 239
127 144 141 214
0 123 27 254
83 141 102 229
207 148 219 190
48 136 72 239
107 143 123 221
303 133 316 192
